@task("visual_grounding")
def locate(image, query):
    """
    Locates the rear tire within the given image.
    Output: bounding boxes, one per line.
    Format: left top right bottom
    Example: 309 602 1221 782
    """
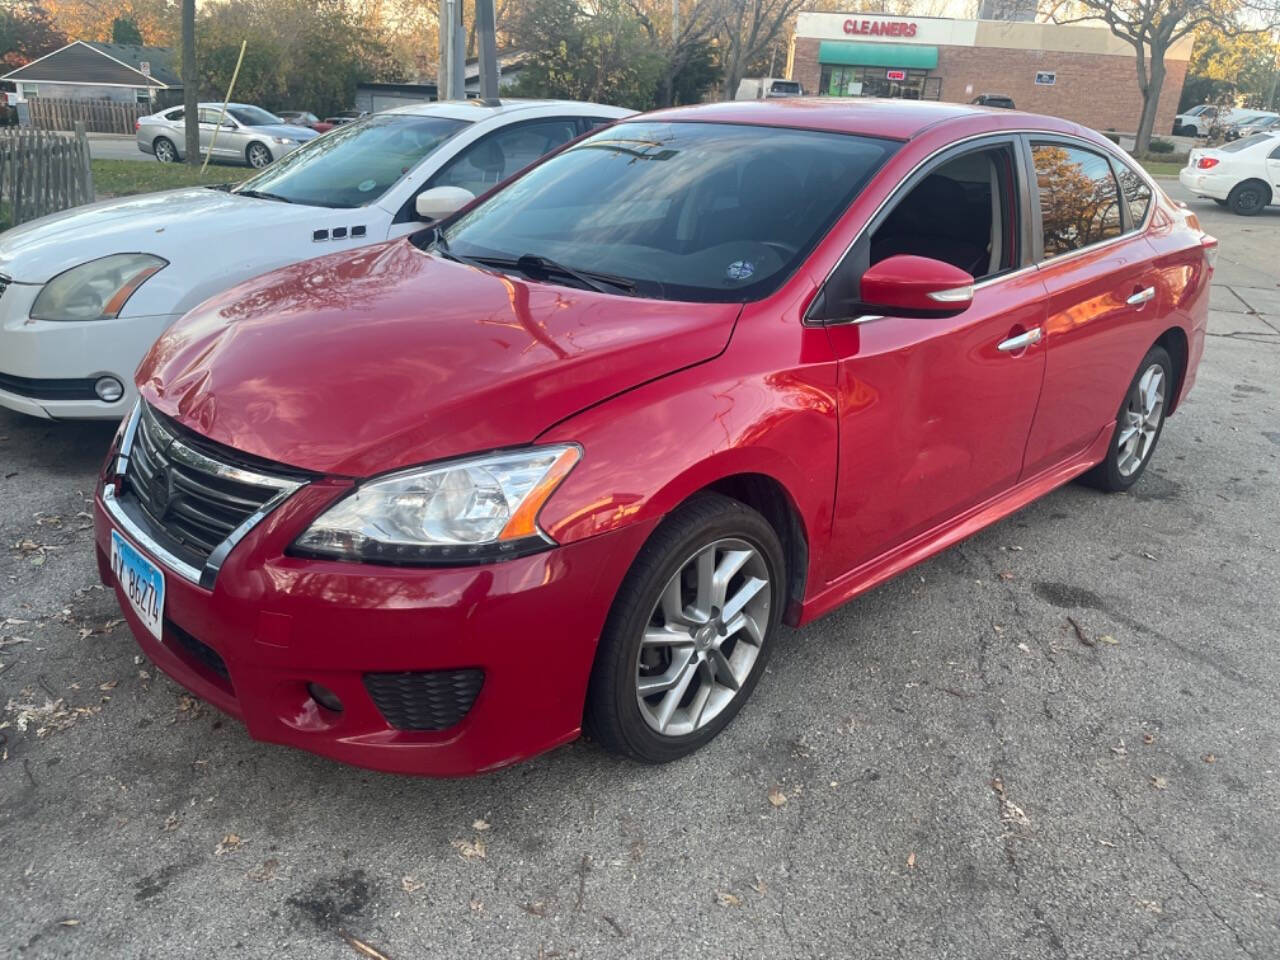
584 492 784 764
1228 181 1269 216
153 137 177 163
1081 344 1173 492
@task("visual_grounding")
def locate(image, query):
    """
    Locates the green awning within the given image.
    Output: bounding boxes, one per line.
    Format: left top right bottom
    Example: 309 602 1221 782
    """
818 41 938 70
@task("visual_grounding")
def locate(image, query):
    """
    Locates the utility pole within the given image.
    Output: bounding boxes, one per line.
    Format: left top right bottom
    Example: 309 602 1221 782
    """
440 0 465 98
181 0 198 166
476 0 499 102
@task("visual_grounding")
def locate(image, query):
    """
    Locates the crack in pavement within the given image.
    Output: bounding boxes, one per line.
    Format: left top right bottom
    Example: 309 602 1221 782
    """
1108 785 1258 959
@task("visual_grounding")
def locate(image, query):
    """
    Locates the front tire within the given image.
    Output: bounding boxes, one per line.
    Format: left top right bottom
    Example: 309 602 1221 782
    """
1081 344 1172 492
584 492 784 764
153 137 177 163
1228 181 1269 216
246 142 272 168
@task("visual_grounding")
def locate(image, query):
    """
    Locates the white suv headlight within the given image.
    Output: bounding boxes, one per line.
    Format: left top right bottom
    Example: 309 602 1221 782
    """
31 254 167 321
292 445 581 565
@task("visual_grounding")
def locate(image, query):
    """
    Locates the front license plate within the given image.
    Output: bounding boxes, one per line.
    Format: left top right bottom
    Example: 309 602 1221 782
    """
110 530 165 640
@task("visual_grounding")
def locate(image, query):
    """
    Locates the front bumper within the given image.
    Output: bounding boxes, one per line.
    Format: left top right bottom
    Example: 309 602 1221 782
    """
1179 168 1233 201
93 481 654 776
0 280 177 418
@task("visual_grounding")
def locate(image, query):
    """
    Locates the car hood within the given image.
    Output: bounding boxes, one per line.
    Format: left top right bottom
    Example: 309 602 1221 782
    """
0 187 330 284
137 241 742 477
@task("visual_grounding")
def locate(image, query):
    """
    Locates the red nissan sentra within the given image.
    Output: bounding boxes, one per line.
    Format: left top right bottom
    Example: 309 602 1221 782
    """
94 100 1214 775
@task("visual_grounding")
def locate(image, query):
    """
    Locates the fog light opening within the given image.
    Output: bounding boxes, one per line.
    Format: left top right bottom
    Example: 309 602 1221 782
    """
95 376 124 403
307 682 344 713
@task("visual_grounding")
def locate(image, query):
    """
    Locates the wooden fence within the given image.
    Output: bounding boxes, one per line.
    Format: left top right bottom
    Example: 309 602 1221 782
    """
0 124 95 228
28 98 147 135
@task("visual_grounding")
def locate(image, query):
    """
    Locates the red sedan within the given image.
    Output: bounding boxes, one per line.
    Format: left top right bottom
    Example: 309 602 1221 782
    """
94 100 1214 775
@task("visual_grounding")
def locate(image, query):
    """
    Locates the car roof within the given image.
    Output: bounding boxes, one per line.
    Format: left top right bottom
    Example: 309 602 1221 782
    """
630 97 1076 141
384 98 630 121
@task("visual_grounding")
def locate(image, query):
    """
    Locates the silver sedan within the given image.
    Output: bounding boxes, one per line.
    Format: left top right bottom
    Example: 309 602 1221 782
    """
136 102 320 168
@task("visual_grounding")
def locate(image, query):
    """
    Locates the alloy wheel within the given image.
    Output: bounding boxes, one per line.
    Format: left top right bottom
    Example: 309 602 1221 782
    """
635 537 771 737
248 144 271 168
154 139 175 163
1116 363 1165 477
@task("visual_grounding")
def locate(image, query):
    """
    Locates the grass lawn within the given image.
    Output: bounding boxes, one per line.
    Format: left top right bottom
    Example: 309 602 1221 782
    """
1139 159 1185 177
91 159 248 198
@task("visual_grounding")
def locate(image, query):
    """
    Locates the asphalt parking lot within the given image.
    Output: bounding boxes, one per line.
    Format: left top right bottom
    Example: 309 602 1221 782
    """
2 179 1278 960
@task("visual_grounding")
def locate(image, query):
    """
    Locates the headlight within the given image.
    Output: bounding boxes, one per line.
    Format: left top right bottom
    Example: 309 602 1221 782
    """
31 254 167 322
292 445 581 565
272 136 295 144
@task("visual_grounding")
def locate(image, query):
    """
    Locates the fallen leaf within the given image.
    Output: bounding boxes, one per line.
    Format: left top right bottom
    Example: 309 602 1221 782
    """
59 919 80 927
1150 776 1168 790
1136 899 1163 914
99 680 118 692
906 851 917 869
751 876 767 895
767 785 787 808
401 875 424 894
520 901 547 917
1111 741 1128 757
1202 753 1217 763
991 777 1005 795
1142 733 1155 745
451 837 486 860
715 891 742 907
215 833 244 856
469 898 484 912
472 818 491 832
998 570 1015 581
1099 634 1119 645
162 812 180 832
1017 642 1031 654
1142 552 1157 561
1067 616 1094 647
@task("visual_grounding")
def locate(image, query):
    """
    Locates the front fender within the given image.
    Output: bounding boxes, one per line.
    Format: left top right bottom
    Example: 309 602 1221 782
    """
535 310 840 598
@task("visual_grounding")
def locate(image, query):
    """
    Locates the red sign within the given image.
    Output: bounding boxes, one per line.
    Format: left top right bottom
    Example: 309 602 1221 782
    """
886 69 907 81
843 19 918 38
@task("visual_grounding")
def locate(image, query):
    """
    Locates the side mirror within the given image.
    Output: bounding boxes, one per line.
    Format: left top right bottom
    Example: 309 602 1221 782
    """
858 254 975 318
415 185 475 222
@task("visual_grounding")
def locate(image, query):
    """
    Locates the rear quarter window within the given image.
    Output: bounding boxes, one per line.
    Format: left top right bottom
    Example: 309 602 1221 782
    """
1032 142 1123 259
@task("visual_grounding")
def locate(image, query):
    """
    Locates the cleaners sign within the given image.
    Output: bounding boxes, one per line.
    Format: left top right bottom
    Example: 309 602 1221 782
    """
844 18 918 37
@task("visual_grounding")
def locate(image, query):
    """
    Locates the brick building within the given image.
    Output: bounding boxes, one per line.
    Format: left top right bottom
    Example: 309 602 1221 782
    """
787 12 1192 135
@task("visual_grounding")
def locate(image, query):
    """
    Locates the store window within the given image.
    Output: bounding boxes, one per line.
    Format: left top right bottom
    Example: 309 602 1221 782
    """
1031 143 1122 259
818 65 938 100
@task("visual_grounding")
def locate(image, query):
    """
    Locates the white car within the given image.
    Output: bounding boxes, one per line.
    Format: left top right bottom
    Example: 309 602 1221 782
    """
1172 104 1235 138
0 99 632 419
1179 132 1280 216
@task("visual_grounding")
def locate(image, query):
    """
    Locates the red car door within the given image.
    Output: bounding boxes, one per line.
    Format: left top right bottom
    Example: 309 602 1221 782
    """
819 135 1049 581
1020 139 1165 475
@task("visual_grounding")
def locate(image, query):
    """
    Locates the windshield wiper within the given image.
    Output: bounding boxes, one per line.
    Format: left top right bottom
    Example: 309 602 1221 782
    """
430 235 640 296
234 188 297 204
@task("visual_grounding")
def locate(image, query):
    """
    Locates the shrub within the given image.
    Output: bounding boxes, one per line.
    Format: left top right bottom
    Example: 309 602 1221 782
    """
1147 138 1176 154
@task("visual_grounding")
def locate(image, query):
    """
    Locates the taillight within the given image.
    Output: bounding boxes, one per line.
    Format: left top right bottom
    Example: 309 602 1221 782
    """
1196 157 1219 169
135 118 141 132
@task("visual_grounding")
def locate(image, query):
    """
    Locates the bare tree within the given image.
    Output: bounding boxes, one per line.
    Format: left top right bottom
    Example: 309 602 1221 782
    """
717 0 807 99
181 0 197 166
1044 0 1280 154
624 0 721 105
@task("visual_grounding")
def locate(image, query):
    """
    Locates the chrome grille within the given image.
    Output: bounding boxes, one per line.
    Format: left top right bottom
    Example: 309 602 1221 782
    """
113 403 307 583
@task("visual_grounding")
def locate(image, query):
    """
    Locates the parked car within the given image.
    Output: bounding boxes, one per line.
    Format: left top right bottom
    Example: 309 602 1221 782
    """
734 78 804 100
971 93 1015 109
1172 103 1235 137
1224 111 1280 140
0 99 633 419
93 99 1215 776
135 102 320 167
278 110 335 134
1180 131 1280 215
325 110 368 126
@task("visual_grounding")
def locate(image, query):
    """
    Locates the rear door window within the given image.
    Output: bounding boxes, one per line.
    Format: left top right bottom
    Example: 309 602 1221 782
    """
1032 142 1122 259
1113 160 1153 228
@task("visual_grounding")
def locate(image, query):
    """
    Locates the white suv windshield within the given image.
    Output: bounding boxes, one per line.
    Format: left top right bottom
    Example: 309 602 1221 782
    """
233 114 470 208
437 121 896 303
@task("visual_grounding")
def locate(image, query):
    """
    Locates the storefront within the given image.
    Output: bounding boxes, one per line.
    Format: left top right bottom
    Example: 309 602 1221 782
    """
787 12 1192 134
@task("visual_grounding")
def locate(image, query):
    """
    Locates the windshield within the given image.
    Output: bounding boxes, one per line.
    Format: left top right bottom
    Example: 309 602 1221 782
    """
233 113 470 208
1184 105 1209 116
229 106 282 126
438 121 897 302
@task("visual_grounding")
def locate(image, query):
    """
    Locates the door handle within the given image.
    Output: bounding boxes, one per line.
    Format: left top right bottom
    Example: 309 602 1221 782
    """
997 327 1042 353
1127 286 1156 306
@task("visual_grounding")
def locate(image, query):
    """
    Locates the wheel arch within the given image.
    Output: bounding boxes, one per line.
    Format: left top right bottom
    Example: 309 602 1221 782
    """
246 140 271 164
1155 325 1189 415
1230 177 1272 205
